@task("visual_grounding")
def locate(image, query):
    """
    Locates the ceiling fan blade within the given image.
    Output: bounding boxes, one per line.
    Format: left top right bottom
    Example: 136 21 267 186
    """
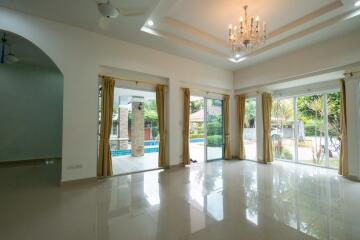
1 34 6 64
98 17 111 30
118 8 147 17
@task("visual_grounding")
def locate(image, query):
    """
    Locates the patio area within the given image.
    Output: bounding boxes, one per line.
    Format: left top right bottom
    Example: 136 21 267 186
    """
112 152 159 175
112 140 224 175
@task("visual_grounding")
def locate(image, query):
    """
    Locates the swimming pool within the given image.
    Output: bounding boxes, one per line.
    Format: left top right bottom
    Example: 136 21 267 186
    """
111 138 204 156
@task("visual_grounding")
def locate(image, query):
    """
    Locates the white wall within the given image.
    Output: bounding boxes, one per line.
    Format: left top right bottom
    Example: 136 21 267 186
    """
234 29 360 90
345 78 360 178
0 7 234 182
0 63 63 162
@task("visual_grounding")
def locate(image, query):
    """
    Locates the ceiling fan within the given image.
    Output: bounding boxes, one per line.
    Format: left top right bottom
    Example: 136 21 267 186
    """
96 0 148 30
96 0 148 18
1 33 19 65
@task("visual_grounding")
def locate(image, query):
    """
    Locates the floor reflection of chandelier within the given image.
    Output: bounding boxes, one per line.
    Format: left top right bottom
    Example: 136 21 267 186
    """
228 5 267 58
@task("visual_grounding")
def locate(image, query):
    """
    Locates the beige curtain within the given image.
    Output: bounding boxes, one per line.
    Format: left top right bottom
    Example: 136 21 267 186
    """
98 76 115 177
156 85 168 168
262 92 273 163
237 95 246 160
183 88 191 165
339 79 348 176
224 95 232 160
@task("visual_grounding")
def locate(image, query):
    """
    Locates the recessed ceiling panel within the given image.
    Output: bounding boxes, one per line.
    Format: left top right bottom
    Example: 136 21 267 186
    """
168 0 335 38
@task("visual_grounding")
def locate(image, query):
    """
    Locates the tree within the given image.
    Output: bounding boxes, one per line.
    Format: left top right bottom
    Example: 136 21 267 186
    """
190 99 204 113
297 95 326 163
245 99 256 128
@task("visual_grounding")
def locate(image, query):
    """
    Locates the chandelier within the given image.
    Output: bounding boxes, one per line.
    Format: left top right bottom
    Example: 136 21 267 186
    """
228 5 267 58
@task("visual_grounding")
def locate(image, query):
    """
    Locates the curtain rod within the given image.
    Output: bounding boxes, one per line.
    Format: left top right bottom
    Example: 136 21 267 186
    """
181 87 230 96
344 71 360 78
98 74 168 86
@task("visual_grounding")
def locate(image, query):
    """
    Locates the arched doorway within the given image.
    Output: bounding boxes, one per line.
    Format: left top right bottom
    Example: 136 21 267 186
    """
0 30 64 184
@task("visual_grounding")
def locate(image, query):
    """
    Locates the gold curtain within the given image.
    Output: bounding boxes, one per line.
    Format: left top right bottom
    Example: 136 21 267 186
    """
98 76 115 177
237 95 246 160
262 92 273 163
224 95 232 160
339 79 348 176
183 88 191 165
156 85 168 167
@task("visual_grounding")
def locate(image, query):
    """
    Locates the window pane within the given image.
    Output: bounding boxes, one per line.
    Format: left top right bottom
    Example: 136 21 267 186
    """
244 98 257 160
189 96 205 162
206 98 224 160
297 95 326 167
272 98 295 161
327 92 340 169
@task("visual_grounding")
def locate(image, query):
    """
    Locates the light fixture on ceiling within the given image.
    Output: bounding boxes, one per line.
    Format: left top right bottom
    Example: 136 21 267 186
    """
97 0 119 18
1 33 19 65
229 56 247 63
147 20 154 26
228 5 267 58
355 1 360 7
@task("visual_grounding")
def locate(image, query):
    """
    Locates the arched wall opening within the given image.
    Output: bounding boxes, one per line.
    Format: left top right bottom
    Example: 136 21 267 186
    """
0 30 64 181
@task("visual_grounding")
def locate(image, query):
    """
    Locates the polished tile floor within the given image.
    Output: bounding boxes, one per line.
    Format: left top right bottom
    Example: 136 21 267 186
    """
1 160 360 240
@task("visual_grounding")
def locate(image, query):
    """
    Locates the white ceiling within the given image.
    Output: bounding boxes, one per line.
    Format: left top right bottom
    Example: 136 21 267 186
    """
169 0 332 36
1 0 360 70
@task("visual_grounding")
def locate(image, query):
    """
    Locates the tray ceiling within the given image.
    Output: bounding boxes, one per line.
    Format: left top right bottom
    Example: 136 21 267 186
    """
1 0 360 70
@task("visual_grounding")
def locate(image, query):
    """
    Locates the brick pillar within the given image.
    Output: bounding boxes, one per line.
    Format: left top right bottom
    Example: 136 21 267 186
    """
118 106 129 150
131 99 144 157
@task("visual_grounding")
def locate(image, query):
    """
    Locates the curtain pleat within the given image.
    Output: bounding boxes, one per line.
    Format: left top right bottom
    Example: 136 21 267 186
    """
224 95 232 160
237 95 246 160
262 92 273 163
183 88 191 165
98 76 115 177
156 85 167 168
339 79 348 176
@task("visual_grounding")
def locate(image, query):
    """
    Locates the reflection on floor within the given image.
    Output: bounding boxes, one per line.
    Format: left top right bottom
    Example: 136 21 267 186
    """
1 160 360 240
112 152 158 175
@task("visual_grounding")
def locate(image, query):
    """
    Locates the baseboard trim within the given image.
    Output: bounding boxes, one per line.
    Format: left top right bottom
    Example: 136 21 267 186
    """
344 175 360 182
0 157 61 168
169 163 184 168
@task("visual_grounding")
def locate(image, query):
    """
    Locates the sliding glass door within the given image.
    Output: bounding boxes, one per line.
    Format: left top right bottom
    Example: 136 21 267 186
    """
272 98 295 161
189 96 205 162
244 98 257 160
297 94 326 166
189 96 224 162
108 87 159 175
206 98 224 161
272 90 340 169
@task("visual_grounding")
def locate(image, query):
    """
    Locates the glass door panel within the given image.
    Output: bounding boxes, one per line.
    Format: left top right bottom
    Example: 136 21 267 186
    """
327 92 341 168
206 98 224 160
244 98 257 160
108 87 159 175
297 95 327 167
189 96 205 162
272 98 295 161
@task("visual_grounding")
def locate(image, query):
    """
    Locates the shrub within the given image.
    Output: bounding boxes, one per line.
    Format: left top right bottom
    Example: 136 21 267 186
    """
207 122 222 136
207 135 223 145
304 125 322 136
190 134 204 139
273 147 293 160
